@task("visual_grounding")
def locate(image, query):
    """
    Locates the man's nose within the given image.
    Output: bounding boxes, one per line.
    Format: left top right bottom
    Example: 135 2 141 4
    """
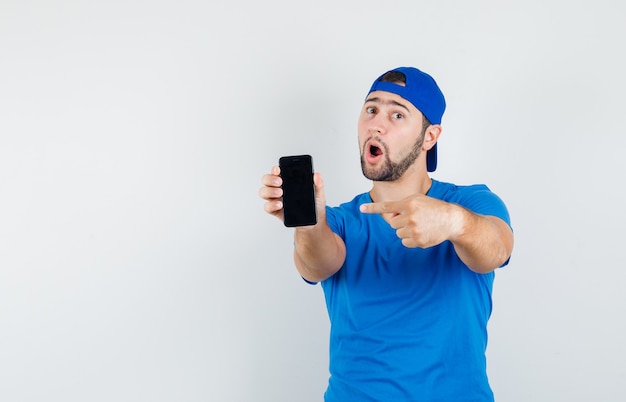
368 113 387 135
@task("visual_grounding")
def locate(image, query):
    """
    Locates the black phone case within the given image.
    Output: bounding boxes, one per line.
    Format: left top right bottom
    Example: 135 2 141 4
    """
279 155 317 227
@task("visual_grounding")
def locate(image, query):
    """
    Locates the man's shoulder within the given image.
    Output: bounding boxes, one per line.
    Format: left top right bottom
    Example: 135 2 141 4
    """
431 179 510 224
325 192 370 233
430 179 492 200
330 192 370 211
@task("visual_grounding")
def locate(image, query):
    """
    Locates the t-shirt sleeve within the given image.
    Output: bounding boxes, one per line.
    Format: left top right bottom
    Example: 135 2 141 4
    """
458 186 511 228
457 186 513 268
325 205 345 238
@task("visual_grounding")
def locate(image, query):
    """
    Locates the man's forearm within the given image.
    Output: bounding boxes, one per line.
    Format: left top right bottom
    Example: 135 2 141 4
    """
293 222 346 282
450 206 514 274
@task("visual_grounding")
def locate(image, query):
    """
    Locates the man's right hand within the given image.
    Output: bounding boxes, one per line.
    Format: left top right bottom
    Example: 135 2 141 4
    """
259 166 327 227
259 165 285 222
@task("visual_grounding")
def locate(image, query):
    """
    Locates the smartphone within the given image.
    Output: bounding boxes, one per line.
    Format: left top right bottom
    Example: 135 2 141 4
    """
279 154 317 227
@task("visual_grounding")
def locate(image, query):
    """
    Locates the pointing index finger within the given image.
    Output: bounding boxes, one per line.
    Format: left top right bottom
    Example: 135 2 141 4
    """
360 201 396 215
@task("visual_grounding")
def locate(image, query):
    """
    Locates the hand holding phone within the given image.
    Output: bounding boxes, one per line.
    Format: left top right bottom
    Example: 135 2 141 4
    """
279 155 317 227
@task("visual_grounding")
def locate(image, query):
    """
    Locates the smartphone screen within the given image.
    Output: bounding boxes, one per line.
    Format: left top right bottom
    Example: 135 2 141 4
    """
279 155 317 227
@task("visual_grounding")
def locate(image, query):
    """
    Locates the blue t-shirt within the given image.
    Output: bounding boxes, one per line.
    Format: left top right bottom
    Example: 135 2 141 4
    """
320 179 511 402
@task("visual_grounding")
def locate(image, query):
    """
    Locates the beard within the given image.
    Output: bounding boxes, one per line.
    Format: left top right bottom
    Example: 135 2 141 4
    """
360 133 425 181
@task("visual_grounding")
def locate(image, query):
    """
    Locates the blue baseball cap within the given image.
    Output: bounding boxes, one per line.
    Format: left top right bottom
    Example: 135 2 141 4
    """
367 66 446 172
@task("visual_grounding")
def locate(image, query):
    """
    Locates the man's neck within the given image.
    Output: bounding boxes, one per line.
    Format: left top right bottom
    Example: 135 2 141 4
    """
369 171 432 203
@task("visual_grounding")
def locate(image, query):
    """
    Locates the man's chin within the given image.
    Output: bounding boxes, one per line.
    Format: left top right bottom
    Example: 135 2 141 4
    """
361 165 394 182
361 156 395 180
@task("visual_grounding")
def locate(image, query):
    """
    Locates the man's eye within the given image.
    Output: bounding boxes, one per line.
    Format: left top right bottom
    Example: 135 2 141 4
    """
392 112 404 119
366 106 376 114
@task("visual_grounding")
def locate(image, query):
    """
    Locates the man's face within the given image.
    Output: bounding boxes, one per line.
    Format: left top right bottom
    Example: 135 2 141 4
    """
358 90 427 181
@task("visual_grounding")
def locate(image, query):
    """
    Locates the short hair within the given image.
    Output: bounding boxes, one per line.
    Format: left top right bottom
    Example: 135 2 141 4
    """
379 71 406 85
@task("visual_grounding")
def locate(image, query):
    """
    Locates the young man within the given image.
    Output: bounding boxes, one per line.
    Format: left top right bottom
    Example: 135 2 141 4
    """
259 66 514 401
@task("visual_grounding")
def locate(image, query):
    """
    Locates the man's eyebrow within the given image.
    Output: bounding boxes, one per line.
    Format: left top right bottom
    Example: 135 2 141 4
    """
364 97 411 113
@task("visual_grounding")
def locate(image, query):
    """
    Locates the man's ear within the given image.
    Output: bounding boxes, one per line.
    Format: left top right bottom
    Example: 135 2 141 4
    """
422 124 442 151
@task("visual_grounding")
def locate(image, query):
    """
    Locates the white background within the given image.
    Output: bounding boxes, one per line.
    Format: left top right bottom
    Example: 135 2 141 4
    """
1 1 624 401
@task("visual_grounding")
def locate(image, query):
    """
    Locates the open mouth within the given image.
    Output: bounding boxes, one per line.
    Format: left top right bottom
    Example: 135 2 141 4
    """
369 144 383 157
364 139 385 163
